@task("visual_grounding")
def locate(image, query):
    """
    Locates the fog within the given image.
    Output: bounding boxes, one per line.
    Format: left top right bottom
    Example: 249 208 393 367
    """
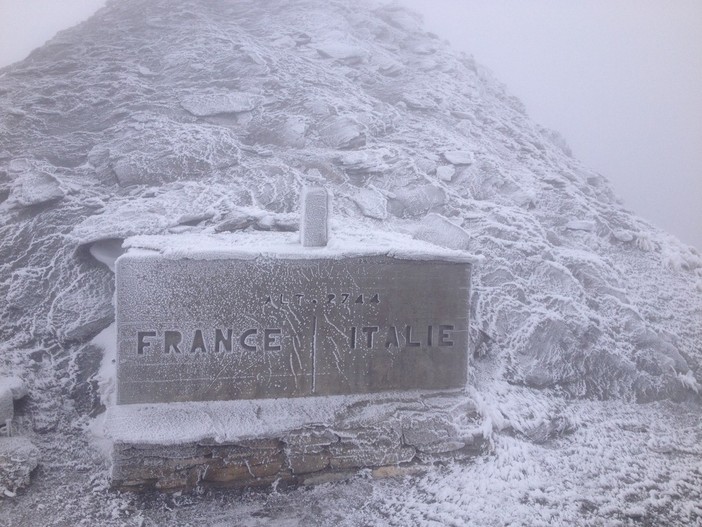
400 0 702 250
0 0 106 65
1 0 700 249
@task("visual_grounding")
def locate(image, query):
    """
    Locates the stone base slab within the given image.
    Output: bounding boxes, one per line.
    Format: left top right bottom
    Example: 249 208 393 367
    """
102 391 487 491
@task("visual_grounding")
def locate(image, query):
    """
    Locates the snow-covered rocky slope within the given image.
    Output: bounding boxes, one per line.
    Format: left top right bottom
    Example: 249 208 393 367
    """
1 0 701 524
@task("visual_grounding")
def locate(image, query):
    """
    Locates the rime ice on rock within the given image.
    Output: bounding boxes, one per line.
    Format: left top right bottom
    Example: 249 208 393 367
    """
414 214 471 251
318 116 366 149
387 184 446 218
443 150 474 165
352 188 388 220
9 172 64 207
300 186 330 247
0 437 39 496
180 91 260 117
436 165 456 182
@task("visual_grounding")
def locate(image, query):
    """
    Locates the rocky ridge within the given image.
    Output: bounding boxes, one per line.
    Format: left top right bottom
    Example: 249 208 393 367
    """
0 0 701 524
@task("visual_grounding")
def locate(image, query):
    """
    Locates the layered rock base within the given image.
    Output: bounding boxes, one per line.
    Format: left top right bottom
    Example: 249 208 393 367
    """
106 391 487 491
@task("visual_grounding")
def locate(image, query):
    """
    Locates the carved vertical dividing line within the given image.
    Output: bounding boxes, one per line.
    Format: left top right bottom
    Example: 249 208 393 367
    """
311 315 318 394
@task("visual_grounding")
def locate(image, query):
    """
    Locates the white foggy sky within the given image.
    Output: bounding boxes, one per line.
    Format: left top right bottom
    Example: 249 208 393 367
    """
1 0 700 249
400 0 702 250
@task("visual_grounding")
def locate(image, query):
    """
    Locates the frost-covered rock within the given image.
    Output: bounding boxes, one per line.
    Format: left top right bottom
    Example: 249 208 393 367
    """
0 437 39 496
565 220 596 232
443 150 474 165
374 54 404 76
107 392 487 489
436 165 456 182
634 330 689 376
0 0 698 408
180 91 260 116
402 93 438 111
89 113 241 186
387 184 446 217
318 116 366 149
335 147 399 175
0 377 27 424
351 188 388 219
413 213 471 251
49 265 115 342
635 233 656 251
8 171 64 207
0 391 13 426
248 115 308 148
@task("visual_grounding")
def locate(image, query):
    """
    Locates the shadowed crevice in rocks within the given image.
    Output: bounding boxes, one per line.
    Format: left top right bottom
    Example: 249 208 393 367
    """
83 238 126 273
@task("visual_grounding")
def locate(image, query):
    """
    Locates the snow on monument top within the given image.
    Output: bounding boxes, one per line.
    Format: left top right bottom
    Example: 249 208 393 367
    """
120 187 476 263
122 225 478 263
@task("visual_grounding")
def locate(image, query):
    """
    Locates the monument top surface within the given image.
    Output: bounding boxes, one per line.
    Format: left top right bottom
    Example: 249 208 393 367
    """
121 227 479 264
116 217 476 405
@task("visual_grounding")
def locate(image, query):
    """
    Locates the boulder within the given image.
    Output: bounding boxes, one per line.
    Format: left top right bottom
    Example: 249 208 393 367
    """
0 437 39 496
413 213 471 250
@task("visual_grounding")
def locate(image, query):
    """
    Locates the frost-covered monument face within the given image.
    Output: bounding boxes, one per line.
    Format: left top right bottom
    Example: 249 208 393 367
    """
115 189 471 405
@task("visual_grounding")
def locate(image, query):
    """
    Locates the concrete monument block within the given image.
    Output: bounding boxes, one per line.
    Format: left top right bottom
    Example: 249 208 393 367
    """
115 248 470 404
0 377 28 433
300 186 329 247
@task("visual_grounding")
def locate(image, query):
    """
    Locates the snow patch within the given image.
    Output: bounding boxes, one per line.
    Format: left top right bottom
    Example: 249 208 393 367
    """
92 323 117 409
122 227 478 263
87 239 125 273
635 233 656 252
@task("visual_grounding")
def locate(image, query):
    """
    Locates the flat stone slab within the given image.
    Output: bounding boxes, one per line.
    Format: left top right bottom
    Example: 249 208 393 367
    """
101 391 487 491
0 437 39 496
116 231 473 404
104 390 454 445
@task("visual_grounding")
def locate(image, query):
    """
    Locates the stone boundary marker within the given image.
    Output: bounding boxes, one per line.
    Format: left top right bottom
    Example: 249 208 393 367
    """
300 186 329 247
106 189 480 490
116 255 470 404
